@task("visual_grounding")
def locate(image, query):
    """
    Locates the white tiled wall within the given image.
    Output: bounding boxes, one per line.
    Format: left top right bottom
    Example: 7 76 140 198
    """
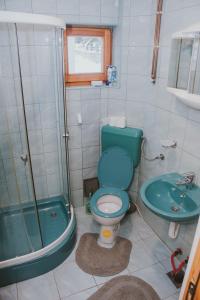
66 88 101 207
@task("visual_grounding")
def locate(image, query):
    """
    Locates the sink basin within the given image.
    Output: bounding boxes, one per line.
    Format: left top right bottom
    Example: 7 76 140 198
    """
140 173 200 222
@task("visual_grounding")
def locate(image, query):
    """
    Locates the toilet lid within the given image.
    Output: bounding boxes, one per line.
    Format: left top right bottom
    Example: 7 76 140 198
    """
98 147 133 190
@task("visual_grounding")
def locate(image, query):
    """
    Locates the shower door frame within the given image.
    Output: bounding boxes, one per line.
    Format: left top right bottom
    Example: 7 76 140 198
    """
59 27 72 215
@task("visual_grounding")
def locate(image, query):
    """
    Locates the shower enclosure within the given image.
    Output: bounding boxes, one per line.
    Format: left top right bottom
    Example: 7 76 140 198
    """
0 11 76 286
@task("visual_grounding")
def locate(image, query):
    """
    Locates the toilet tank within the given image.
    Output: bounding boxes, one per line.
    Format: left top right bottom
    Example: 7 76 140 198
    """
101 125 143 168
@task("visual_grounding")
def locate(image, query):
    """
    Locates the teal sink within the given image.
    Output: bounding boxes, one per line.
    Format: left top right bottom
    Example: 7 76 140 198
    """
140 173 200 222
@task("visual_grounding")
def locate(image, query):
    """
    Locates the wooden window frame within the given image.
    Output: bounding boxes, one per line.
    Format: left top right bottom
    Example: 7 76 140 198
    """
64 27 112 87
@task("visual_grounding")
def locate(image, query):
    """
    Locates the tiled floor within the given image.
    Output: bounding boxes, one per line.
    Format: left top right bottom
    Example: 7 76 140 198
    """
0 207 180 300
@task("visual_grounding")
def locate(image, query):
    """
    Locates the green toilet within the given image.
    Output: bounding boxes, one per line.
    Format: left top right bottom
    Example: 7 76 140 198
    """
90 125 143 248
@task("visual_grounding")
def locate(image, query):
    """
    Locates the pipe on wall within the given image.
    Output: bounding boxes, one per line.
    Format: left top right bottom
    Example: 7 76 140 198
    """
151 0 163 83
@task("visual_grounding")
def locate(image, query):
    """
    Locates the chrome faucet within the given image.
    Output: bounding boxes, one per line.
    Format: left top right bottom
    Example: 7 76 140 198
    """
176 172 196 189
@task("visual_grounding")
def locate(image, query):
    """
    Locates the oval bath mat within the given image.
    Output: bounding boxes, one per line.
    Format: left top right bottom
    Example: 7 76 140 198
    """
87 275 160 300
75 233 132 276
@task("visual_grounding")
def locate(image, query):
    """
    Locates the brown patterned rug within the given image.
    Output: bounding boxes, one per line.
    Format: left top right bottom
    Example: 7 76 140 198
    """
75 233 132 276
88 275 160 300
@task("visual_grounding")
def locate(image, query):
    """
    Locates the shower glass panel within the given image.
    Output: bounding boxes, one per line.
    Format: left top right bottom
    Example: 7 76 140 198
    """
0 23 42 261
0 20 70 262
17 25 70 246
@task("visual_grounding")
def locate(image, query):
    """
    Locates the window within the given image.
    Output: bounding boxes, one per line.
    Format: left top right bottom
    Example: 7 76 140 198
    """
64 27 112 86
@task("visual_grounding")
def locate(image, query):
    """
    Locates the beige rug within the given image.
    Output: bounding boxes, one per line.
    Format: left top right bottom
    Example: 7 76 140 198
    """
75 233 132 276
88 275 160 300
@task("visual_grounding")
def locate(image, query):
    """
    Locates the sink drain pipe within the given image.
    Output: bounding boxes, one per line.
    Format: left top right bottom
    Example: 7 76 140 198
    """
168 222 180 239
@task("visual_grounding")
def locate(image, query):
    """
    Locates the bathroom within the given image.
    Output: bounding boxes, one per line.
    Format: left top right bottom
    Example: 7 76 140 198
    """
0 0 200 299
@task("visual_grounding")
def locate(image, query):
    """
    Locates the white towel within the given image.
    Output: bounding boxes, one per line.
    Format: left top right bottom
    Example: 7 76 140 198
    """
109 116 126 128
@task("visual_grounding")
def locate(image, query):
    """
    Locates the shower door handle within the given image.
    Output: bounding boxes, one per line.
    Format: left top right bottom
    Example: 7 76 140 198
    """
62 132 69 138
20 154 28 165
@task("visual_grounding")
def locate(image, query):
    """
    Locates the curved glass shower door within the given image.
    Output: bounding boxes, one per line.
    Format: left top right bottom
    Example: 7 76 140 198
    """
0 13 75 286
0 23 43 261
0 20 71 264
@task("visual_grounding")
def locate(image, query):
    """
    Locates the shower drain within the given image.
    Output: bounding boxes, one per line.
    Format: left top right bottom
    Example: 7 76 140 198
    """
50 211 57 218
171 206 180 212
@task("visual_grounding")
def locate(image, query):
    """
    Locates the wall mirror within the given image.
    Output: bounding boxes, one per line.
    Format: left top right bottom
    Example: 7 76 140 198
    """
167 25 200 110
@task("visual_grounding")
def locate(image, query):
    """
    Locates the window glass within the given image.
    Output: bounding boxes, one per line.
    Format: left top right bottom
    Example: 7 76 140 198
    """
67 36 103 74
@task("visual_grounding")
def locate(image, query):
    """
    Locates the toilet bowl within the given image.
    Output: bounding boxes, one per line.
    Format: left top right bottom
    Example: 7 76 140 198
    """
90 147 132 248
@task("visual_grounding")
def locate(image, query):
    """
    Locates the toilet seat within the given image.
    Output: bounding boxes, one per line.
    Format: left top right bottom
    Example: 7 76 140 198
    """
98 147 133 190
90 147 133 219
90 187 129 218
